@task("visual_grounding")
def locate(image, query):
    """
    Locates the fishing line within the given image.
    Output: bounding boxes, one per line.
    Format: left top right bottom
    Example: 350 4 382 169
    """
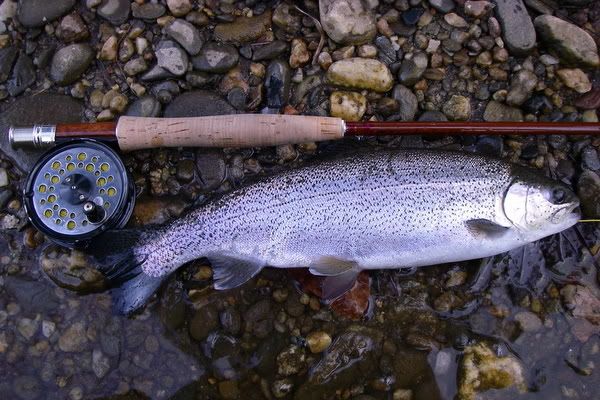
578 219 600 223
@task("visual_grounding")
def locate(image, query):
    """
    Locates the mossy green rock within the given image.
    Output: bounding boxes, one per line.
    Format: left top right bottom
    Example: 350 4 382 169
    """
458 342 526 400
326 58 393 93
534 15 600 68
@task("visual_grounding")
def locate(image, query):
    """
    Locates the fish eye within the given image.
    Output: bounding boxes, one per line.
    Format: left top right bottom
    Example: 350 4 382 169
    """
551 188 567 204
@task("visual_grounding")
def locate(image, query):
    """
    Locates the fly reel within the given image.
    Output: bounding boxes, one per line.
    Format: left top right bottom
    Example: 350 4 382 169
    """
24 139 135 248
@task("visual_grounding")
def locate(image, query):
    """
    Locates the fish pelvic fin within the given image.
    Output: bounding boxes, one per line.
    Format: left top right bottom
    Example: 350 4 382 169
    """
309 257 361 300
86 229 167 315
207 253 265 290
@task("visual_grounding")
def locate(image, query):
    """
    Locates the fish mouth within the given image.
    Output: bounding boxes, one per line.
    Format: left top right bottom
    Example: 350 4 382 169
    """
552 203 581 224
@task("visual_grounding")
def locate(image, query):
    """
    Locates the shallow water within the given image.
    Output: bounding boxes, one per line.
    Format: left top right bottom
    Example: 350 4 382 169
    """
2 140 600 400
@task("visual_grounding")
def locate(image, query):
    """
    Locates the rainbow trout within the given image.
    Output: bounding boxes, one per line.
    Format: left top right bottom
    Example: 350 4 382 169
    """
95 149 580 314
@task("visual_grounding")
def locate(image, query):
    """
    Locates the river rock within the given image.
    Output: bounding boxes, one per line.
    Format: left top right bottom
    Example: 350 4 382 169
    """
443 95 471 120
534 15 600 68
131 3 166 19
7 53 35 96
492 0 536 55
319 0 377 45
398 52 428 86
327 58 393 92
430 0 455 13
265 59 291 109
17 0 75 27
392 84 418 121
50 43 94 85
465 0 494 17
214 11 271 44
506 70 537 106
483 100 523 121
155 40 188 76
164 19 203 56
330 91 367 121
40 248 105 292
56 13 89 43
252 40 288 61
557 68 592 94
577 171 600 218
97 0 130 25
164 90 235 117
126 95 161 117
0 46 17 83
58 321 88 352
295 326 383 399
192 42 239 73
458 342 526 399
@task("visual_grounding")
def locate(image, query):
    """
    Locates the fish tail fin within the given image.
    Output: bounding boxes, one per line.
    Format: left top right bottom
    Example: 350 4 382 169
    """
87 229 168 315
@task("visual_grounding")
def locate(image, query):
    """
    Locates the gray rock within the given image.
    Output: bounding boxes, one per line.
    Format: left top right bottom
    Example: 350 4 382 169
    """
164 90 235 117
398 52 428 86
50 43 94 85
141 64 174 81
213 11 271 44
506 69 537 106
265 59 291 109
476 136 503 156
13 375 41 400
164 19 203 55
442 95 471 121
577 170 600 218
392 84 418 121
319 0 377 45
375 36 396 64
0 94 83 172
534 15 600 68
192 42 239 73
17 0 75 27
483 100 523 121
582 146 600 171
3 276 60 314
418 110 448 121
0 46 17 83
492 0 536 55
92 349 111 378
131 2 166 19
123 57 148 76
126 95 162 117
430 0 455 13
252 40 288 61
272 2 302 34
58 321 88 352
7 53 35 96
97 0 130 25
155 40 188 76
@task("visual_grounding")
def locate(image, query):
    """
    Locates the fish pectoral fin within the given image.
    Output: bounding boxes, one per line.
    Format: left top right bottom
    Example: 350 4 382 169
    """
308 257 357 276
208 254 264 290
465 219 510 239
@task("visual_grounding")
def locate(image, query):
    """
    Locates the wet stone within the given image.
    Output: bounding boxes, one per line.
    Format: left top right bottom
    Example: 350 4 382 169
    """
581 146 600 171
402 8 424 26
392 84 418 121
506 70 537 106
40 248 105 292
398 52 428 86
483 100 523 121
50 43 94 85
219 307 241 335
523 95 553 116
306 331 332 353
443 95 471 121
329 91 367 122
58 321 88 352
164 90 235 117
131 3 166 20
189 305 218 341
493 0 536 55
265 59 291 109
0 46 17 83
418 110 448 121
514 311 542 332
17 0 76 27
476 136 504 157
7 53 35 96
126 96 161 117
97 0 130 25
277 345 306 376
430 0 455 13
192 42 239 73
319 0 377 45
577 171 600 218
252 40 288 61
155 40 188 76
327 58 394 92
214 11 272 44
92 349 111 378
13 375 41 400
56 13 89 43
165 19 203 56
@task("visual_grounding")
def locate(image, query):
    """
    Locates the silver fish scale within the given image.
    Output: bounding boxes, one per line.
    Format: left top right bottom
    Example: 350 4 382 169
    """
140 150 516 277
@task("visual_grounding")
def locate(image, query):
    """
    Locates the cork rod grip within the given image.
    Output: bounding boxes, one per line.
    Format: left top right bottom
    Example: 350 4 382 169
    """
115 114 346 151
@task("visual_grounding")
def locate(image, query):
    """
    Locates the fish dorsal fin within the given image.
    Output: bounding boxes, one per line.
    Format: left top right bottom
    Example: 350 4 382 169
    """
208 254 264 290
465 219 510 239
309 257 361 300
309 257 357 276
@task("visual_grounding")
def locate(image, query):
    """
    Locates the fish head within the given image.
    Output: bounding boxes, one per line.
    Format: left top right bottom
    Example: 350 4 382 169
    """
503 167 580 240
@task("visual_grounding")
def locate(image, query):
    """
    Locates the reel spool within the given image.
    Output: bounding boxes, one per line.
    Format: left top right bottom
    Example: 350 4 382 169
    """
24 139 135 248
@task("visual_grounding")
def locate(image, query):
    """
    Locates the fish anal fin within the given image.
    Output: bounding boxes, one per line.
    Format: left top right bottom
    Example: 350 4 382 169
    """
309 257 357 276
322 269 361 300
465 219 510 239
208 254 264 290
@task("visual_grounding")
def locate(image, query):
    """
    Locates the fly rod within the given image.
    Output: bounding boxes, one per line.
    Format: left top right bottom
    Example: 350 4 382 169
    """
8 115 600 151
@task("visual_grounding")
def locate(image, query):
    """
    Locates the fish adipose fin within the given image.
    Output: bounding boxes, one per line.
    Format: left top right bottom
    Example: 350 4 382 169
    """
465 219 510 239
87 229 167 315
309 257 360 300
208 254 265 290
